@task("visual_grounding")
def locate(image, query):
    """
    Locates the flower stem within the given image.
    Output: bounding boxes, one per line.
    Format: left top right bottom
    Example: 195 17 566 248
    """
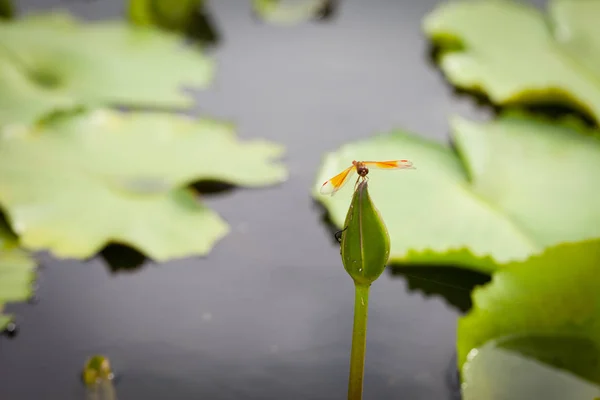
348 283 371 400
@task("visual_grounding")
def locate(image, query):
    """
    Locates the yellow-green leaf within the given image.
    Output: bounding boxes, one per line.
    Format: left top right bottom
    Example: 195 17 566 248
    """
0 109 287 261
0 0 13 19
0 12 214 127
0 219 36 330
314 112 600 273
252 0 333 25
458 240 600 396
424 0 600 123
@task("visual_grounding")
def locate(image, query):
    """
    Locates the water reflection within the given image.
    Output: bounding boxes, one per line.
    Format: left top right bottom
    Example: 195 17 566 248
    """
313 200 345 246
191 180 237 196
388 265 490 314
100 244 148 273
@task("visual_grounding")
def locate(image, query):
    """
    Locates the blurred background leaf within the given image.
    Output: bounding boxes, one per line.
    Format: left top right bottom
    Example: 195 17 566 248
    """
389 265 490 313
0 109 287 261
0 216 36 331
127 0 220 46
314 112 600 273
0 12 214 126
461 338 600 400
0 0 13 20
424 0 600 124
252 0 337 25
458 240 600 387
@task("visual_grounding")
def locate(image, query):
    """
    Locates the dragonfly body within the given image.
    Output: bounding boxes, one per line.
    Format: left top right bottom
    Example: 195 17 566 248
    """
319 159 415 196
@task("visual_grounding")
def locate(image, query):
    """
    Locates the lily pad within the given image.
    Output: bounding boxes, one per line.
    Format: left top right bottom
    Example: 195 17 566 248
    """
0 0 13 19
0 109 287 261
458 240 600 392
424 0 600 124
313 112 600 272
128 0 204 31
0 218 37 330
461 338 600 400
252 0 334 25
0 12 214 127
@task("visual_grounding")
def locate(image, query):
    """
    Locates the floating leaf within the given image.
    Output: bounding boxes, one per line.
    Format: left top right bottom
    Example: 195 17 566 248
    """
252 0 334 25
314 112 600 272
127 0 219 46
0 12 214 127
461 339 600 400
128 0 204 30
0 109 287 261
0 0 13 20
424 0 600 123
458 240 600 393
0 218 36 330
82 355 117 400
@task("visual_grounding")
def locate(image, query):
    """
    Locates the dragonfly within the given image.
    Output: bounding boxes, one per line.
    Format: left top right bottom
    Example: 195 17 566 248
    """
319 160 415 196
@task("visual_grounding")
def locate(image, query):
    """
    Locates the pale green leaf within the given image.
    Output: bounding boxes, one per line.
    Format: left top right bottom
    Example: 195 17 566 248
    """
0 109 287 261
462 339 600 400
458 240 600 395
0 219 36 330
423 0 600 123
0 12 214 126
313 112 600 272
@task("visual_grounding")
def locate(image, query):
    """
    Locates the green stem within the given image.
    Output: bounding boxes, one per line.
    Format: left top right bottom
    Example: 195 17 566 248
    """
348 283 370 400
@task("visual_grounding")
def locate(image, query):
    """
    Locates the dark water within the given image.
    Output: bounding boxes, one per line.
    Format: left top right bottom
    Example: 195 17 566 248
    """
0 0 541 399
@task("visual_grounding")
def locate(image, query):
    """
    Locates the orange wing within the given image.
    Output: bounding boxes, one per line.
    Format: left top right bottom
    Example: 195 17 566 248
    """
320 165 356 196
363 160 415 169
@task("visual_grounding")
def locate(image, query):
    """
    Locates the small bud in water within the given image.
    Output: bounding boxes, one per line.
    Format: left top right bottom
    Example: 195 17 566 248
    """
3 321 18 338
82 355 114 387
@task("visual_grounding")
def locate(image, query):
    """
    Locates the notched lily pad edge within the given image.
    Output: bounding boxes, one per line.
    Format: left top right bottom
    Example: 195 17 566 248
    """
313 109 600 274
0 240 38 332
1 108 288 262
456 238 600 380
2 204 230 264
422 1 600 125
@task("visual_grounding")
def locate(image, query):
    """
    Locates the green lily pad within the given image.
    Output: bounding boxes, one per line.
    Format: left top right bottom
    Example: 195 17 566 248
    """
0 0 13 19
461 338 600 400
128 0 204 31
0 218 36 330
458 240 600 393
0 12 214 127
424 0 600 124
252 0 333 25
313 112 600 272
0 109 287 261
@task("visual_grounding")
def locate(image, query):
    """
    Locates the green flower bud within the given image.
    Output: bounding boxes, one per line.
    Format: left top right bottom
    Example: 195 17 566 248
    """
339 180 391 285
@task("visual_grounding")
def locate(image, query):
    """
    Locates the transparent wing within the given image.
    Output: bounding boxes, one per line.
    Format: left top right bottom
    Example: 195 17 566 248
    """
363 160 415 169
319 166 356 196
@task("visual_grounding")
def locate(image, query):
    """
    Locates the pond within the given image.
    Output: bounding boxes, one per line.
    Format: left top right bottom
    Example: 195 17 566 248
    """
1 0 580 399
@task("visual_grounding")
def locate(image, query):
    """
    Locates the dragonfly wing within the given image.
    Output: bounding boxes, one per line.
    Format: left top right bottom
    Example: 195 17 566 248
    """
320 166 356 196
363 160 415 169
